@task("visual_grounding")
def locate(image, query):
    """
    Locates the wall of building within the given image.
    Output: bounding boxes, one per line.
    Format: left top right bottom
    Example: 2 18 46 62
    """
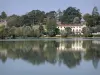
57 25 86 34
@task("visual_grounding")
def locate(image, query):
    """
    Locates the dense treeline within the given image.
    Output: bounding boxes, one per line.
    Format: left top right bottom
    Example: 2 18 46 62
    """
0 6 100 38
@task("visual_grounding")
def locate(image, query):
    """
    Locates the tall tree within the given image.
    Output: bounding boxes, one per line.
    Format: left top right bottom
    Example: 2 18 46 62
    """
1 11 7 19
61 7 81 24
46 11 56 19
92 6 99 16
46 18 57 37
7 14 23 27
92 6 100 26
27 10 46 25
83 13 94 27
57 9 63 21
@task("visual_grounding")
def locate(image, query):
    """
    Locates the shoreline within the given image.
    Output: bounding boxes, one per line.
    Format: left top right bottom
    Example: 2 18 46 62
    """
0 37 100 41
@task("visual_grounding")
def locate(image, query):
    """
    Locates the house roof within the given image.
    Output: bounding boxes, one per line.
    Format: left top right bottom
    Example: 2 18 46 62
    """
57 24 83 27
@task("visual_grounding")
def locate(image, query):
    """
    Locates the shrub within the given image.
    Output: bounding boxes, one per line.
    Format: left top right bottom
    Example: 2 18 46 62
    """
48 31 56 37
60 31 67 37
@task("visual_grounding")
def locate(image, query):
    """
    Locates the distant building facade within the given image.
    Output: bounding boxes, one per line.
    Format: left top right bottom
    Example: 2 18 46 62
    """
57 22 86 34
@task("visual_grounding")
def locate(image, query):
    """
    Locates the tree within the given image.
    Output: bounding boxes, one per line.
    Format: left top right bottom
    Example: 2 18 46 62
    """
1 11 7 19
83 13 94 27
57 9 63 21
39 25 44 35
27 10 46 25
46 11 56 19
21 15 31 26
92 6 100 26
15 27 23 37
54 28 60 35
61 7 81 24
22 26 32 37
60 30 68 37
82 27 93 37
73 17 80 24
92 6 99 16
28 28 34 37
46 18 57 37
83 7 100 27
33 29 41 37
7 15 23 27
8 26 17 38
65 27 72 35
0 25 7 38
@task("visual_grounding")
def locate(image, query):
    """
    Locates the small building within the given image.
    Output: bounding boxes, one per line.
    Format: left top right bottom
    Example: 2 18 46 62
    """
57 23 86 34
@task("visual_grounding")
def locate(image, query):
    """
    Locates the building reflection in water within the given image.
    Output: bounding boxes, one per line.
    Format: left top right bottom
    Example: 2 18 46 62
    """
0 40 100 69
57 40 86 51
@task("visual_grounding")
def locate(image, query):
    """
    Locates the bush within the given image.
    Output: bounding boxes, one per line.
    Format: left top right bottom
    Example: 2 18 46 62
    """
33 29 42 37
48 31 56 37
82 27 93 37
60 31 67 37
83 34 93 37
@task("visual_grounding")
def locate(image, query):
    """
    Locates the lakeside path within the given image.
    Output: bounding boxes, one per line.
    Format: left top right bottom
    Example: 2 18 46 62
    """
0 37 100 41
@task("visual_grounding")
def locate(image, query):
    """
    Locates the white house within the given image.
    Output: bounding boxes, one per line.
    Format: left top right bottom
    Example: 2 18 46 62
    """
57 22 86 34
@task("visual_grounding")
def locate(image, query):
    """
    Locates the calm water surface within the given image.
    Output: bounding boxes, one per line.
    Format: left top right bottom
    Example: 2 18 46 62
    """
0 39 100 75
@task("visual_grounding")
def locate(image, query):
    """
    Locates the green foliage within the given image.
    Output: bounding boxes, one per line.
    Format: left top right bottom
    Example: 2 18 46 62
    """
92 6 99 16
54 28 60 35
8 26 17 38
83 13 94 27
83 6 100 27
60 30 68 37
27 10 46 25
65 27 72 35
0 7 100 38
57 9 63 21
33 29 41 37
15 27 23 37
46 18 57 36
7 15 23 27
61 7 81 24
92 7 100 26
22 26 32 37
82 27 93 37
0 25 7 39
48 31 56 37
46 11 56 19
39 25 45 34
28 28 34 37
1 11 7 19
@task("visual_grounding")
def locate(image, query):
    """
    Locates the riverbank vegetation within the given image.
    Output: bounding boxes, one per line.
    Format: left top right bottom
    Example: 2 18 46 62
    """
0 6 100 39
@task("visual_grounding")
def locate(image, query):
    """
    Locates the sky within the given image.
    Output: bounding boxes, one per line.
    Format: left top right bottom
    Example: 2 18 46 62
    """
0 0 100 16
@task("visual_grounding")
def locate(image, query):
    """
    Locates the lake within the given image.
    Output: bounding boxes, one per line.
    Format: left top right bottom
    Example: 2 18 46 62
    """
0 38 100 75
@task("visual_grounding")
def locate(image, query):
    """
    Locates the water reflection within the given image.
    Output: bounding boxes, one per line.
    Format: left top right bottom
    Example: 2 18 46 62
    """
0 40 100 69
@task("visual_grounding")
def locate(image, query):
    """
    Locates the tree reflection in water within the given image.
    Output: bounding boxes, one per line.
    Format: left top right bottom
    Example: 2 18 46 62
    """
0 40 100 69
